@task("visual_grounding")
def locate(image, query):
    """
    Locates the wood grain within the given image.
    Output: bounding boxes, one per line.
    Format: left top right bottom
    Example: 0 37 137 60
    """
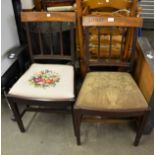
21 11 76 22
82 0 131 10
82 16 143 27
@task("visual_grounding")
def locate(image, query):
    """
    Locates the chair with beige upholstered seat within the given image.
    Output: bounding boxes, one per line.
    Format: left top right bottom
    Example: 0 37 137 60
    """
73 15 149 146
7 11 76 132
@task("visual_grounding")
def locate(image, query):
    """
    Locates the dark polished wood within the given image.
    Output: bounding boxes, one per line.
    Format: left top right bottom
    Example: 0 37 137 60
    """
33 55 73 61
134 111 149 146
8 98 25 132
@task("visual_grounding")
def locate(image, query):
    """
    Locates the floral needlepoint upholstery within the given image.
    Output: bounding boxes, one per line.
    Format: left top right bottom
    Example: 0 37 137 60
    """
9 63 74 100
29 70 60 88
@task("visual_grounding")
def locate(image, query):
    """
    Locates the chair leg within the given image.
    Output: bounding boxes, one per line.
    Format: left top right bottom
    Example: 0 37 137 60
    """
6 99 16 121
74 110 82 145
72 107 76 136
9 102 25 132
133 112 148 146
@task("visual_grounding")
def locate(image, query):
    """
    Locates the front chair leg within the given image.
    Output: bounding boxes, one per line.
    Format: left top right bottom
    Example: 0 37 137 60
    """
3 90 16 121
9 102 25 132
74 110 82 145
134 112 148 146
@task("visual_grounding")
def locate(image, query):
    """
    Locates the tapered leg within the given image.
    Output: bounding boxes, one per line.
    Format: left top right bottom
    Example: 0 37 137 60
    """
134 112 149 146
72 106 76 136
3 90 16 121
74 110 81 145
9 101 25 132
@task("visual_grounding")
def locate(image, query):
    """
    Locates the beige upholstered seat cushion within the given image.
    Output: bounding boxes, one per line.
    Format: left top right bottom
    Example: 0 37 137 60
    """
9 63 74 100
75 72 148 110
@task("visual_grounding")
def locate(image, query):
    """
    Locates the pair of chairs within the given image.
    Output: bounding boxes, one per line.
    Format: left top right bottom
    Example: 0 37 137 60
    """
7 11 149 146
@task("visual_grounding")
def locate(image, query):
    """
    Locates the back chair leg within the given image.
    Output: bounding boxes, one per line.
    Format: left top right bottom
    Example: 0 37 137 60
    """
9 101 25 132
134 112 149 146
74 110 82 145
72 107 77 136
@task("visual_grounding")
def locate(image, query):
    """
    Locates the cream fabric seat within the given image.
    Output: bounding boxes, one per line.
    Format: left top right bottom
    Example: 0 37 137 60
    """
75 72 148 110
9 63 74 100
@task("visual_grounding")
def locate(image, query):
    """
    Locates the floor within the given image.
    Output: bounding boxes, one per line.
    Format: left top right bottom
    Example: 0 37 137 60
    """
2 30 154 155
2 98 154 155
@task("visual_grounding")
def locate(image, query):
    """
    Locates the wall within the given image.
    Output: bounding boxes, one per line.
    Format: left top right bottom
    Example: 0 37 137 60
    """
1 0 20 76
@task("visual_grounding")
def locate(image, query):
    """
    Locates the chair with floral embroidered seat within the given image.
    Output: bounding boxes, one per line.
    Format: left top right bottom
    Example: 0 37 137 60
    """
7 11 76 132
73 15 149 146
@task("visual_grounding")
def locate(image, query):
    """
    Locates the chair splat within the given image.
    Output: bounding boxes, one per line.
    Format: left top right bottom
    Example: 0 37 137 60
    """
83 16 142 72
23 12 76 64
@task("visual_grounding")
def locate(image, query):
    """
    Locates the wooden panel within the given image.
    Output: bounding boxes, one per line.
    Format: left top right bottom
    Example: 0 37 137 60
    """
123 0 138 59
134 43 154 103
21 11 76 22
83 16 143 27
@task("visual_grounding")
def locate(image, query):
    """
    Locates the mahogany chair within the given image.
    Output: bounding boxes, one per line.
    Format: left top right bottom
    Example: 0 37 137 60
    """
7 11 76 132
73 15 149 146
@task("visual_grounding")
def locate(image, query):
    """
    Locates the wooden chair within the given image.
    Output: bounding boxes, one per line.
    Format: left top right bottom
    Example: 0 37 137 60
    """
7 11 76 132
73 15 149 146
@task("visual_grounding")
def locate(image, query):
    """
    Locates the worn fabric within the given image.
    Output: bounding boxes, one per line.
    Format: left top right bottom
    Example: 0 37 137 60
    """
75 72 148 110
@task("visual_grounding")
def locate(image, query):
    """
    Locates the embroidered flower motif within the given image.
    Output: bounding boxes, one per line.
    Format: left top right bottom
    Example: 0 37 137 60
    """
29 70 60 88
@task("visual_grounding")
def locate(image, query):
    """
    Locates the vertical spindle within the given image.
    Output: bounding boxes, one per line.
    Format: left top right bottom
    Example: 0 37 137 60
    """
38 23 44 55
59 23 64 56
25 23 33 62
109 27 113 60
98 27 101 61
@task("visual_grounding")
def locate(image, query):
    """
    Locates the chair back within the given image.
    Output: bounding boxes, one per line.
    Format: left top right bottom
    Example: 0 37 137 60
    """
21 12 76 64
82 15 143 73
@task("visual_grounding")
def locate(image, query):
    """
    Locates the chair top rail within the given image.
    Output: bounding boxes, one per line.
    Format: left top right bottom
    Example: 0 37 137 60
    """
21 11 76 22
82 16 143 27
